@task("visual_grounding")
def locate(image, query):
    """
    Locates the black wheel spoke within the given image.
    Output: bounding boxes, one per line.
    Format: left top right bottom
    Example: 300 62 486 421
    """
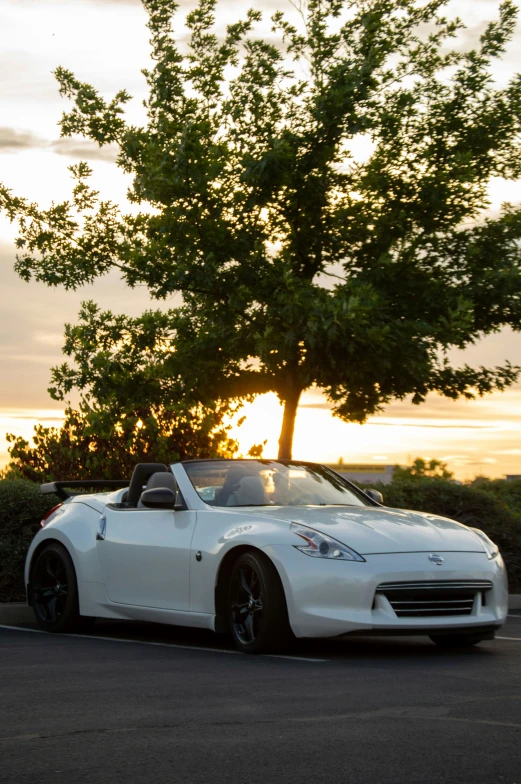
232 602 249 616
47 596 58 622
39 588 56 599
244 612 255 642
45 559 57 579
231 562 264 647
240 569 253 598
54 597 65 618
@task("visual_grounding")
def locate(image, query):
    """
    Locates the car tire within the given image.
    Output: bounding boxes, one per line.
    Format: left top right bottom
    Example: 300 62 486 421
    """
31 543 91 633
429 634 489 648
228 551 293 654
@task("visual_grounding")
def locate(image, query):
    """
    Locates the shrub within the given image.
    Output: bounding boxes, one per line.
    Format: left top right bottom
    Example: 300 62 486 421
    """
6 405 237 484
366 478 521 592
0 479 58 602
470 477 521 517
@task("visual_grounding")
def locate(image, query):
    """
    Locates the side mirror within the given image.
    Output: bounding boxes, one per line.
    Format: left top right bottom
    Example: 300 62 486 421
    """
365 488 383 505
140 487 177 510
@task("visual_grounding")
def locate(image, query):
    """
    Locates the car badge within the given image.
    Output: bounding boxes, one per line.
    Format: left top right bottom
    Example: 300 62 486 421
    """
428 553 444 566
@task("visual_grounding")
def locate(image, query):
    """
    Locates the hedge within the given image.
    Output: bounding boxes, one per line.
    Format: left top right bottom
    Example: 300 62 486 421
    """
1 476 520 604
0 480 57 602
364 478 521 592
470 477 521 517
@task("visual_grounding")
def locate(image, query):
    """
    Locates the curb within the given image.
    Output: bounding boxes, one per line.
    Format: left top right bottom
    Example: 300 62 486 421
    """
0 603 34 625
2 597 521 626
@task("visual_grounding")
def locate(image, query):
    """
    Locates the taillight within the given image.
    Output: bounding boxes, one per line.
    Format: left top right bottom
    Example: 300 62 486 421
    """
40 503 63 527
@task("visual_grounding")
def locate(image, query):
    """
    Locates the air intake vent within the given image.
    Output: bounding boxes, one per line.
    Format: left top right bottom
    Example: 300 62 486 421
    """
375 580 493 618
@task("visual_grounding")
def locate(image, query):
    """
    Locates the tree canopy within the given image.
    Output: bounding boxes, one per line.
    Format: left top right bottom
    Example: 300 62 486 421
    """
6 401 237 483
2 0 521 459
393 457 454 481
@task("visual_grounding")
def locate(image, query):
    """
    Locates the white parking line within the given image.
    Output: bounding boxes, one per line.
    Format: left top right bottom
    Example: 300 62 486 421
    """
267 654 327 662
0 624 327 663
4 623 518 654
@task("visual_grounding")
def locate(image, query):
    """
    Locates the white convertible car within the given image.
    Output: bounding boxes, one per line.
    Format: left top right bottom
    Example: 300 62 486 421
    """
25 459 508 653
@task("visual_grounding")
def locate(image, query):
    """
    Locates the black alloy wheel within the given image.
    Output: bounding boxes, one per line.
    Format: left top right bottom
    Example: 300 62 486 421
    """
228 551 292 654
31 543 87 633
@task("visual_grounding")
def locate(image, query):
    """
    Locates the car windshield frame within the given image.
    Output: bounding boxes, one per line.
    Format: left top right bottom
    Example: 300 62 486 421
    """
182 459 374 508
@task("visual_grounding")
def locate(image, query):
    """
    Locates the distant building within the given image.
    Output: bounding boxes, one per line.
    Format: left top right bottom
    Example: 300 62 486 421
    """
506 475 521 482
326 463 395 485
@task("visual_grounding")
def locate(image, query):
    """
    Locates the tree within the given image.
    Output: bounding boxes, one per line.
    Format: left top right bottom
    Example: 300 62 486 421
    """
471 475 521 515
393 457 454 481
6 401 237 483
2 0 521 459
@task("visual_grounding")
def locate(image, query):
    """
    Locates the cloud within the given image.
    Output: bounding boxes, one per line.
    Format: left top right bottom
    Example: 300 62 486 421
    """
33 331 65 347
11 0 141 4
0 352 63 366
0 413 64 421
50 139 118 162
366 421 497 429
0 127 118 162
299 384 521 428
299 400 501 422
0 127 42 152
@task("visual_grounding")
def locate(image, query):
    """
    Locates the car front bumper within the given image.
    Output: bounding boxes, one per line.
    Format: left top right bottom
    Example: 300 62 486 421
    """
264 545 508 639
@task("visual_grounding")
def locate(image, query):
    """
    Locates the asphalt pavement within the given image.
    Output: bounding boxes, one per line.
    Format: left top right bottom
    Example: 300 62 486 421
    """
1 615 520 784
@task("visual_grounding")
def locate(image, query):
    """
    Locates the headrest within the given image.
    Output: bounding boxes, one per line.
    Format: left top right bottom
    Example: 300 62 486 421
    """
234 476 268 506
127 463 170 507
146 472 177 493
220 463 260 504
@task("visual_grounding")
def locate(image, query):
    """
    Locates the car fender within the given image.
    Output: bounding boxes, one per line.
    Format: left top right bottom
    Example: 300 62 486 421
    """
189 509 299 615
25 501 105 590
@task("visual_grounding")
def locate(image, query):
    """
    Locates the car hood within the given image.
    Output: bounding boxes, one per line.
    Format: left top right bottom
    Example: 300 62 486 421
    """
246 505 486 555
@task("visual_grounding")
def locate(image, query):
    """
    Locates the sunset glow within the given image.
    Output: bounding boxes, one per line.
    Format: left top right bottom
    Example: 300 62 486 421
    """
226 388 521 480
3 385 521 482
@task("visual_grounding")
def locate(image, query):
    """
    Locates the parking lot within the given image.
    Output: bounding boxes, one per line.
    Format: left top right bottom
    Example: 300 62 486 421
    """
1 614 520 784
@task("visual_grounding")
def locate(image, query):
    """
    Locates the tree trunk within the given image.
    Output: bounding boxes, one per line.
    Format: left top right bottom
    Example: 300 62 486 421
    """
278 387 302 460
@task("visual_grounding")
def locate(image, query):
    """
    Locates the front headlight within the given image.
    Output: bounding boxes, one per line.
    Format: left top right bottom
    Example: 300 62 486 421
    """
470 527 499 560
291 523 365 562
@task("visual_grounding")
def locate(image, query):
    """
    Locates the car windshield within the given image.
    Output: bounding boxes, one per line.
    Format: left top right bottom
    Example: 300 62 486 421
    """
183 460 369 508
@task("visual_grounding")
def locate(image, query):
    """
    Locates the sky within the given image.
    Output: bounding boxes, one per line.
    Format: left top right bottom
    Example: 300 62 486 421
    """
0 0 520 480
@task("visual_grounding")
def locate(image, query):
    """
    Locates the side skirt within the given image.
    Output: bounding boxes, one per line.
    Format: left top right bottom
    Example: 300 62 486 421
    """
78 581 215 630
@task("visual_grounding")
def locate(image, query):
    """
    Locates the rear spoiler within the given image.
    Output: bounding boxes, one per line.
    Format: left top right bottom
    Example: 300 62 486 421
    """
41 480 130 501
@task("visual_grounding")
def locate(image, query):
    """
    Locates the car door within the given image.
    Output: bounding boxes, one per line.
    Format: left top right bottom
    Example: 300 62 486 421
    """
96 506 196 610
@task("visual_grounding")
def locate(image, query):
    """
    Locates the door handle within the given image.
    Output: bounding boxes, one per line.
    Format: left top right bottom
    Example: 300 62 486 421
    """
96 515 107 541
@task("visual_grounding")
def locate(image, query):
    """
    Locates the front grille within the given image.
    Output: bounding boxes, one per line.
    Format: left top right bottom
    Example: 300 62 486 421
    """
375 580 493 618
